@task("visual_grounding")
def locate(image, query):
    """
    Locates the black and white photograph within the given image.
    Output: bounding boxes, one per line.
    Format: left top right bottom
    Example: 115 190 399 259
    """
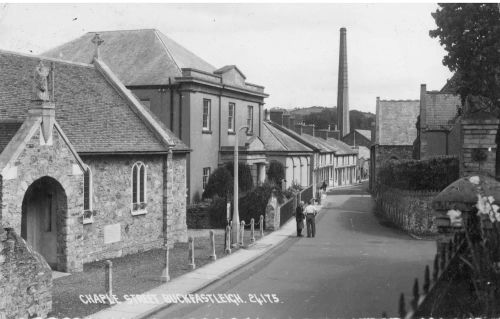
1 2 500 318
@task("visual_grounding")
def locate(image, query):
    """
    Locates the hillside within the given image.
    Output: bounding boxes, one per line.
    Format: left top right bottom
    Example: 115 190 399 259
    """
290 107 375 131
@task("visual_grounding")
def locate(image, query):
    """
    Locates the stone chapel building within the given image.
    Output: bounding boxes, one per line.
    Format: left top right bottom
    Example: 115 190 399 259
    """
0 49 189 272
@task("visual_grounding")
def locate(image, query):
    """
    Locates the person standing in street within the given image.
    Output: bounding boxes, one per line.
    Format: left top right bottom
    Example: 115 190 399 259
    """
295 201 305 237
304 199 318 238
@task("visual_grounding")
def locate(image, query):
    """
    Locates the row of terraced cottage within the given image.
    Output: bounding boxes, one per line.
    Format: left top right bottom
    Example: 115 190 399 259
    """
0 27 360 297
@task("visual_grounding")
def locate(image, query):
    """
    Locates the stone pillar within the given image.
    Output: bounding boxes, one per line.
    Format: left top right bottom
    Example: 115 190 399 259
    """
265 191 280 230
163 149 174 245
460 116 500 178
258 163 266 185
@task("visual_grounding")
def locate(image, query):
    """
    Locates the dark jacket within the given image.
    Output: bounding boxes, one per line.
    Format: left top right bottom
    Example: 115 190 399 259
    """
295 205 305 221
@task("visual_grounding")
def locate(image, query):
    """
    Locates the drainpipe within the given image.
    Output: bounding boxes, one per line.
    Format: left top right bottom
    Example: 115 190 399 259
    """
218 88 222 164
169 78 174 131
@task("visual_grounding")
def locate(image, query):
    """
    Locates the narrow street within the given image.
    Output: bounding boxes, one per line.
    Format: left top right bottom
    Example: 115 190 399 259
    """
153 183 436 318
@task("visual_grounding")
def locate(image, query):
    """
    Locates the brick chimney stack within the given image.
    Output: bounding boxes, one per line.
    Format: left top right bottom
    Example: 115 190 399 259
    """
337 27 349 138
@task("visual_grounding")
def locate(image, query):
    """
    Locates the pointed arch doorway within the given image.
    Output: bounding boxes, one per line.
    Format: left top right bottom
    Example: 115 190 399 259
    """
21 176 68 270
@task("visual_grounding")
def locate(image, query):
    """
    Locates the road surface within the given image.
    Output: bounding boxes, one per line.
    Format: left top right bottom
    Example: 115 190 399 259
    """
152 183 436 318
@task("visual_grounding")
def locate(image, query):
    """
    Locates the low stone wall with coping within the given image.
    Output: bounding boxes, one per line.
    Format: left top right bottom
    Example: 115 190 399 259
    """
375 186 439 236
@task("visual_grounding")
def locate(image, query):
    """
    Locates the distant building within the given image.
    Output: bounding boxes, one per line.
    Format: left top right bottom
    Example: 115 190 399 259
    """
342 129 371 148
268 109 357 192
369 98 419 192
416 84 461 160
43 29 269 203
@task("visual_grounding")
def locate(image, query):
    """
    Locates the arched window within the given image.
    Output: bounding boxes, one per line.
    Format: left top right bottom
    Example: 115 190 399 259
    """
83 165 92 211
132 162 147 212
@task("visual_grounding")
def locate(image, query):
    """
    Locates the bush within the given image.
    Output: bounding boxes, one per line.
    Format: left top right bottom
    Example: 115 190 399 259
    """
239 181 286 224
378 156 459 191
208 196 229 228
225 162 254 192
267 160 285 186
202 166 233 200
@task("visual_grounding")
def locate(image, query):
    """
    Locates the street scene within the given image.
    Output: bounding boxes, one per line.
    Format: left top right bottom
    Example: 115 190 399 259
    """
1 3 500 319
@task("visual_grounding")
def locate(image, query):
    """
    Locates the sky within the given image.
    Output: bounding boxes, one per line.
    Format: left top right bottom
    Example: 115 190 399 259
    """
0 3 453 114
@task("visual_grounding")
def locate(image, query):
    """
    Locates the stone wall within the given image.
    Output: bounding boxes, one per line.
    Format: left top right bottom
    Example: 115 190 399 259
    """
0 228 52 319
80 153 188 263
375 187 438 236
370 144 413 193
460 116 499 178
166 153 188 243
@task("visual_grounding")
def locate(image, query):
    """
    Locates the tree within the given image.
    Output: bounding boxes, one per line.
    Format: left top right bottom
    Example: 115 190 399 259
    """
202 166 233 200
224 162 254 193
430 4 500 110
267 160 285 186
430 4 500 179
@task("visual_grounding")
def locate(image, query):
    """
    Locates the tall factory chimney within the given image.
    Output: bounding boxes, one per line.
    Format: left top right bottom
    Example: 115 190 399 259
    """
337 27 349 138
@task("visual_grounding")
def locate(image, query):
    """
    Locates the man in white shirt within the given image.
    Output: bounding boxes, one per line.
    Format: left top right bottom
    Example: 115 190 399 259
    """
304 199 318 238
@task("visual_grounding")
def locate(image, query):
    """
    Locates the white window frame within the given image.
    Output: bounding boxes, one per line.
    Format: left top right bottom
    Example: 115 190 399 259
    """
203 167 211 190
83 165 94 224
203 99 211 131
228 102 235 132
131 161 147 215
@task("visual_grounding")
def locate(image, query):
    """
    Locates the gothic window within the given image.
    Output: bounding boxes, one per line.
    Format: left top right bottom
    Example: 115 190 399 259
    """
132 162 147 212
83 165 92 211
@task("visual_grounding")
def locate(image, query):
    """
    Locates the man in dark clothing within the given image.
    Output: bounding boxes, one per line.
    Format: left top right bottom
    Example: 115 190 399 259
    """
295 201 305 237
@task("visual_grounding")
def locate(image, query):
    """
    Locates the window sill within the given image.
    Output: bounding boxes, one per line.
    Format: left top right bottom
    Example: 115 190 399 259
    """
228 131 236 135
82 209 96 224
131 209 147 216
202 130 213 135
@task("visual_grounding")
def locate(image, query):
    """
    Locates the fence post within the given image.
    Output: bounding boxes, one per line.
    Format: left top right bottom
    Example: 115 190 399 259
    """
411 278 419 311
105 260 112 296
225 225 232 254
188 236 196 270
260 215 264 237
423 265 430 294
160 245 170 282
250 218 255 243
240 220 245 246
398 293 406 318
209 230 217 261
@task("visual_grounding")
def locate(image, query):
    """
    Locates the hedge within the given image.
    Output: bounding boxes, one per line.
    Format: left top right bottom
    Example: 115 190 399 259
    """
378 156 459 191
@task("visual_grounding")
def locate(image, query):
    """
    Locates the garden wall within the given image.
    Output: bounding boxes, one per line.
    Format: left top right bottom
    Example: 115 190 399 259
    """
376 187 439 236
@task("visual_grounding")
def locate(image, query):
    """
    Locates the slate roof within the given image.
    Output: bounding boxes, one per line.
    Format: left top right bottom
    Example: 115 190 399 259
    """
355 129 371 141
0 50 188 153
43 29 216 86
375 100 419 146
0 121 22 153
441 74 459 94
262 121 313 153
422 91 461 130
325 137 358 155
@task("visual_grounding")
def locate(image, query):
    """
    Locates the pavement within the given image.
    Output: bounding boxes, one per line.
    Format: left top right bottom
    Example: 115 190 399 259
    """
85 201 319 319
150 182 436 319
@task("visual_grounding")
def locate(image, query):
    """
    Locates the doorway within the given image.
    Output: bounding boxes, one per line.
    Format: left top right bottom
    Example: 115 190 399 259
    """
21 176 67 270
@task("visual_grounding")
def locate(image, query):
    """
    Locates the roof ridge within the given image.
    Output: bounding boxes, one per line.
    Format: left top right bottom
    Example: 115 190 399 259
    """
0 48 94 68
86 29 158 34
153 30 182 76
